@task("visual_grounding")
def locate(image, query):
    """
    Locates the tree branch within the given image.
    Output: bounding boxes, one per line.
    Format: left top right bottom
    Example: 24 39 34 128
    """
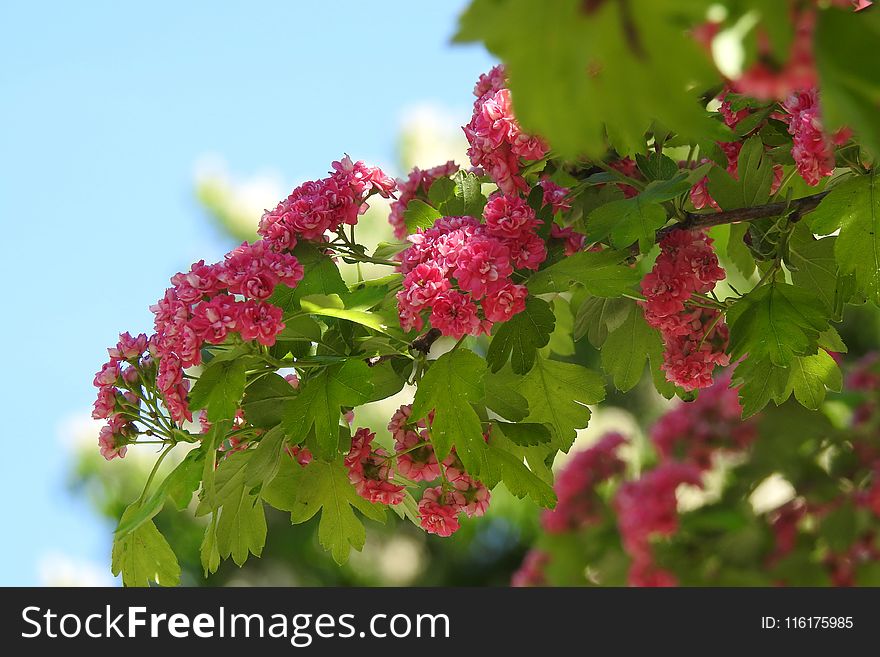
367 328 442 367
667 191 829 236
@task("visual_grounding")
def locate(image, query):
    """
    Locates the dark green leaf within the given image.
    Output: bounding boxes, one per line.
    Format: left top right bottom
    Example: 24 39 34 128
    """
189 359 247 422
486 296 555 374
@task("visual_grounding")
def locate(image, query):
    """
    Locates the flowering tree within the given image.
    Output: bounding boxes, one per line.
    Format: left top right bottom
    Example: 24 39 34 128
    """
93 0 880 586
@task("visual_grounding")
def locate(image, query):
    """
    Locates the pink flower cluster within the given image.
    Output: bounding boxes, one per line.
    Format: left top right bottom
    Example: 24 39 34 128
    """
388 161 459 239
258 155 396 249
641 229 730 391
781 88 849 186
614 462 703 587
397 195 543 338
463 66 548 195
149 240 301 423
92 331 150 460
344 428 407 506
541 433 628 533
651 374 757 470
388 404 490 537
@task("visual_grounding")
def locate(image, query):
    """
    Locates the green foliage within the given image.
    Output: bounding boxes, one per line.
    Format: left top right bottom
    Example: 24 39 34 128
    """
404 199 441 233
815 8 880 158
242 373 298 428
112 506 181 587
189 358 248 422
492 355 605 452
429 170 487 217
599 301 664 393
707 137 775 209
808 172 880 305
527 249 640 297
456 0 727 158
486 296 555 374
262 457 385 565
412 349 489 475
282 359 373 458
728 282 830 367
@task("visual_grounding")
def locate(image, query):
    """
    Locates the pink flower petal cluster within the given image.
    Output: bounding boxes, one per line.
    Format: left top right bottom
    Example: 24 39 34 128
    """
541 433 628 534
148 240 298 423
651 373 757 471
344 428 407 505
386 403 491 536
463 66 548 195
388 161 459 239
397 204 537 338
259 155 396 248
92 332 151 460
614 462 703 587
782 88 849 186
641 229 729 391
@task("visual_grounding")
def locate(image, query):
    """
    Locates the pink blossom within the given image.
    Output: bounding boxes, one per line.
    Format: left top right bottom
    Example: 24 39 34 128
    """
418 486 461 537
98 423 128 460
464 67 547 195
107 332 149 362
782 88 839 186
344 428 405 505
237 300 285 346
190 295 240 344
539 179 572 214
93 361 120 387
388 161 458 239
482 283 527 323
453 236 512 299
549 224 586 256
429 290 484 340
483 193 539 239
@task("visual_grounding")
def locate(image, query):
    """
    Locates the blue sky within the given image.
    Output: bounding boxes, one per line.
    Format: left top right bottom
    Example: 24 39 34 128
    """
0 0 493 585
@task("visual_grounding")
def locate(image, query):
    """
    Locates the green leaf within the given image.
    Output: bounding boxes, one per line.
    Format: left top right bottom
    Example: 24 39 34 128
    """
635 152 678 181
455 0 727 158
493 422 553 446
572 295 630 347
484 375 530 422
365 361 407 403
281 359 373 459
483 428 557 508
242 373 298 429
600 302 663 392
243 424 288 488
189 358 247 422
111 506 180 587
215 487 267 567
732 357 793 418
728 283 829 367
786 224 840 314
263 458 384 565
486 296 555 374
115 449 203 537
493 356 605 452
200 518 220 577
807 172 880 305
299 294 402 336
275 315 322 342
373 240 410 261
411 349 489 475
706 136 774 210
527 249 639 296
816 8 880 158
587 196 667 253
403 199 442 233
450 170 487 216
789 350 842 411
270 244 348 312
196 452 267 567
